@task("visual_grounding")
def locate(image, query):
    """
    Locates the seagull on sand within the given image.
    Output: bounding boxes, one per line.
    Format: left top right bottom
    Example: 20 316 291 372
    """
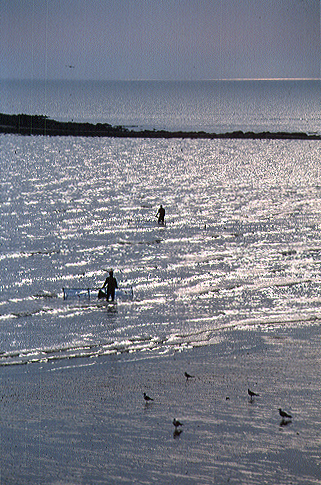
248 389 260 400
279 408 292 419
173 418 183 428
143 392 153 402
185 371 195 381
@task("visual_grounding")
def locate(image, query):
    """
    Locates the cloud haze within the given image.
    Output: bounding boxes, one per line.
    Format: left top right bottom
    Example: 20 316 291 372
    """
1 0 320 80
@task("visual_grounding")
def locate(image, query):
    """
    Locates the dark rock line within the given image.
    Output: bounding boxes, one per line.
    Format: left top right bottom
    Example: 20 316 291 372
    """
1 113 320 140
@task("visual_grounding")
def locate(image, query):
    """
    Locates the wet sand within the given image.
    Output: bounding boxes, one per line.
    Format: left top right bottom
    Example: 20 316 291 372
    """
1 324 321 484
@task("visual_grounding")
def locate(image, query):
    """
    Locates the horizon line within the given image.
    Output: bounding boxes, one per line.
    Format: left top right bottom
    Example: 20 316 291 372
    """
1 77 320 83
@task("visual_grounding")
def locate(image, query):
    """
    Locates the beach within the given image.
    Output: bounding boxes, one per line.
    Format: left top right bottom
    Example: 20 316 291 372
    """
1 323 321 485
1 80 321 484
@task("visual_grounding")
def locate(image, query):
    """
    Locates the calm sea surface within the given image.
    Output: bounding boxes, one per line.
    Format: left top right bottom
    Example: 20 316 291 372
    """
1 79 321 133
1 80 321 366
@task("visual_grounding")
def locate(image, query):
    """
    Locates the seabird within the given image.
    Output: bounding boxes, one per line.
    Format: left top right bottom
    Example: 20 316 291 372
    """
173 418 183 428
143 392 153 402
248 389 260 400
185 371 195 380
279 408 292 419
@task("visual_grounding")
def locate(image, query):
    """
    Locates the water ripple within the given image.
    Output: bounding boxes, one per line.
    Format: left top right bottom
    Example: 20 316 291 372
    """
1 135 321 365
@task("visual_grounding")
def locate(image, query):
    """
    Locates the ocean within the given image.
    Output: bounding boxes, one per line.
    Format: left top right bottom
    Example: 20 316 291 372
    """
1 79 321 367
1 79 321 133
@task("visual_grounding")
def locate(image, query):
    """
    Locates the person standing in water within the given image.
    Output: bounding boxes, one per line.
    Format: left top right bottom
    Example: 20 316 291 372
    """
157 204 165 225
101 270 118 301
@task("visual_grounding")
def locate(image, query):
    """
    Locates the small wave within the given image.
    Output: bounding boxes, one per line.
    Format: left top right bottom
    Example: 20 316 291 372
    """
280 249 297 257
177 276 316 298
0 301 107 322
0 248 60 262
11 307 53 319
0 310 320 367
116 238 162 246
33 292 58 299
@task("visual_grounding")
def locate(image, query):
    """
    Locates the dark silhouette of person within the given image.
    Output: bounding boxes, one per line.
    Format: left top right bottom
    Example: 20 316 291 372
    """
157 205 165 225
101 270 118 301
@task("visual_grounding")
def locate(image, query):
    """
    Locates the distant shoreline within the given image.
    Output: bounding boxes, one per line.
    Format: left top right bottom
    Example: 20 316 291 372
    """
1 113 320 140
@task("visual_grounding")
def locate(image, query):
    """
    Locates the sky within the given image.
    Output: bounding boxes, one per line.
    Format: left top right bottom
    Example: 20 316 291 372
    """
1 0 320 81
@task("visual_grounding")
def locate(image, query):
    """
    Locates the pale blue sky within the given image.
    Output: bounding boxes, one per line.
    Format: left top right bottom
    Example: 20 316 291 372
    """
1 0 320 80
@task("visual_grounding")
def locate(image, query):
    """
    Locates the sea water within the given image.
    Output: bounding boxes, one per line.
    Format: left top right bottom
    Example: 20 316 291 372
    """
0 80 321 366
1 79 320 134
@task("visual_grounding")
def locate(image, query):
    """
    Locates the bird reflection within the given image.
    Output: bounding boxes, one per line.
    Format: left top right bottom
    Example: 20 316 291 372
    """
280 418 292 427
173 428 183 439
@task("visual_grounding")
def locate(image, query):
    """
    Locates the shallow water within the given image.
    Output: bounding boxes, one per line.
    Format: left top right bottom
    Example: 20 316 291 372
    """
1 134 321 365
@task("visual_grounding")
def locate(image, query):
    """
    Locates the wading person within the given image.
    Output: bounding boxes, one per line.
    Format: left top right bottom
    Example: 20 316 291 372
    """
101 270 118 301
157 204 165 225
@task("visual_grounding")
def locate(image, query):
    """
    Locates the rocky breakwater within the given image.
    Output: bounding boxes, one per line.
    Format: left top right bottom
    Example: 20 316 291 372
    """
1 113 320 140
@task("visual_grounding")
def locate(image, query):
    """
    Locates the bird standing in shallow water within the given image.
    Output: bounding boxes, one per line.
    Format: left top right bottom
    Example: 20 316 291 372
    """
185 371 195 381
143 392 153 402
173 418 183 428
248 389 260 401
279 408 292 419
172 418 183 438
